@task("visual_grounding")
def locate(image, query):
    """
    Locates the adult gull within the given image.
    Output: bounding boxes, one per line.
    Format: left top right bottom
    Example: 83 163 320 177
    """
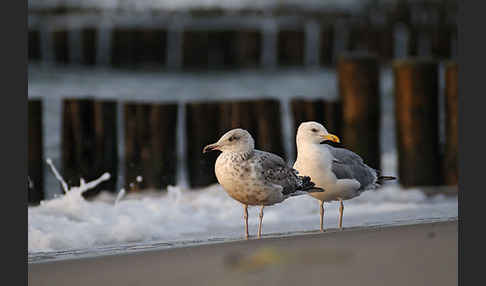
203 128 323 239
293 121 396 231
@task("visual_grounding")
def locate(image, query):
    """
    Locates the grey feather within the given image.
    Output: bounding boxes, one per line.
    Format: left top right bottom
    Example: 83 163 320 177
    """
253 150 323 196
327 146 378 191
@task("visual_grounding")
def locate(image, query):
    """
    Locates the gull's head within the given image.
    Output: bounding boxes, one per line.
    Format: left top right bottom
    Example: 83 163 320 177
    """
296 121 340 145
203 128 255 154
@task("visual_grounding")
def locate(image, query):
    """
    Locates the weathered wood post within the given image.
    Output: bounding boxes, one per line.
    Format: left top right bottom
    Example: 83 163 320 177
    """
220 99 285 158
82 28 97 66
290 98 343 153
320 24 334 66
186 99 285 188
207 31 234 68
94 101 118 192
252 99 286 159
278 29 305 66
28 99 44 204
291 99 342 135
338 53 381 169
366 24 394 63
233 30 261 68
28 30 41 61
443 62 458 186
431 25 453 59
183 31 209 69
185 102 222 188
53 30 69 64
133 29 167 66
393 59 441 187
348 19 368 53
62 98 118 196
124 102 178 191
111 29 135 68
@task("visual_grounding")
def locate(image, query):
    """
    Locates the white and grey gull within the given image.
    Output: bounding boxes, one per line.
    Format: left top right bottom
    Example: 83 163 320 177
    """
293 121 396 231
203 128 323 239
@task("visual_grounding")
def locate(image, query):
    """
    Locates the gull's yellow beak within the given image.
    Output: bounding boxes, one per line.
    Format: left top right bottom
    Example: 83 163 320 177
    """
320 133 340 143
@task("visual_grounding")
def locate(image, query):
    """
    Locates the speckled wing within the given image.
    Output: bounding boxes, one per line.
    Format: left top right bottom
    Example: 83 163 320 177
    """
253 150 318 195
327 146 378 191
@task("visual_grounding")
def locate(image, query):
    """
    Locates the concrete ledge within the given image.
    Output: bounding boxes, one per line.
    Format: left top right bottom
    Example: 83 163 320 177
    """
29 220 457 286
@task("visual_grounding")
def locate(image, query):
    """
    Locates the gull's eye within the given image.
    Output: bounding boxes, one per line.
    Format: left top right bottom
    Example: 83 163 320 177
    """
311 128 318 133
229 136 234 142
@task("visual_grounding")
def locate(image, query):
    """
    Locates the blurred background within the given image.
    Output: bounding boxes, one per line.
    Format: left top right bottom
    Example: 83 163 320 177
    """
28 0 458 255
28 0 457 202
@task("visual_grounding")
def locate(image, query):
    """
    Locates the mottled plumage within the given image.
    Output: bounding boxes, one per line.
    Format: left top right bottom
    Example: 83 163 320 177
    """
215 149 318 206
204 128 323 238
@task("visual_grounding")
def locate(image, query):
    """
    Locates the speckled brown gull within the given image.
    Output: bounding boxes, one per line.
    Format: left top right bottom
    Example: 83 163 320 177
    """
203 128 323 239
293 121 396 231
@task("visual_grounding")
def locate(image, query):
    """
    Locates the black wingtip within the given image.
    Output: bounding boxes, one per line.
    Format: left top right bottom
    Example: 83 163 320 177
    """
300 176 324 193
305 187 325 193
379 176 396 181
377 176 397 185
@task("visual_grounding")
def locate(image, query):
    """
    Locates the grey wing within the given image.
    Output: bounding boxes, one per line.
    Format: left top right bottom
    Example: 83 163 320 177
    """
254 150 310 195
327 146 378 191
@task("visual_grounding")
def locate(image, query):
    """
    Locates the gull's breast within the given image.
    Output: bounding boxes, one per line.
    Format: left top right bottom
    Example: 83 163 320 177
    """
215 154 279 205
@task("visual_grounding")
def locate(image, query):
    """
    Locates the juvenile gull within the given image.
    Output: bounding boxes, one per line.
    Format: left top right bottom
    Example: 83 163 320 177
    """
203 128 323 239
294 121 396 231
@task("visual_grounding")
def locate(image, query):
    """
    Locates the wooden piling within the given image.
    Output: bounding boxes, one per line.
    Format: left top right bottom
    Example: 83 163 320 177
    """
320 25 334 66
28 100 44 204
124 102 178 191
28 30 41 61
207 31 235 69
183 31 209 69
407 26 420 57
112 28 167 68
371 25 394 62
431 25 453 59
111 29 136 68
278 30 305 66
133 29 167 67
338 54 381 169
186 99 285 188
443 62 458 186
348 21 369 52
94 101 119 192
185 102 222 188
212 30 262 68
252 99 286 158
62 99 118 196
82 28 97 66
233 30 261 68
393 59 441 187
220 99 285 158
290 98 343 153
53 30 69 64
182 30 261 70
348 21 393 62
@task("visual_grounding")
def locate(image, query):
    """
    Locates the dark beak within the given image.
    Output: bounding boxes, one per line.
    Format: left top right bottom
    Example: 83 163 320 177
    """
202 143 219 153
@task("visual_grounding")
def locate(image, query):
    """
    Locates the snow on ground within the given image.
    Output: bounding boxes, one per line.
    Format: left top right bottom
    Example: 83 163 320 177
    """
28 172 457 254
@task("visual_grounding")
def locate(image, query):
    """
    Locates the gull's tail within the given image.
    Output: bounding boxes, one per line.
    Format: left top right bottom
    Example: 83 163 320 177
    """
373 169 397 186
376 175 397 185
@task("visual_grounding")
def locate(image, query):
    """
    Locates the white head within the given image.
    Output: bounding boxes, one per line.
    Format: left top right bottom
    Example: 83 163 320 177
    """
296 121 340 146
203 128 255 154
